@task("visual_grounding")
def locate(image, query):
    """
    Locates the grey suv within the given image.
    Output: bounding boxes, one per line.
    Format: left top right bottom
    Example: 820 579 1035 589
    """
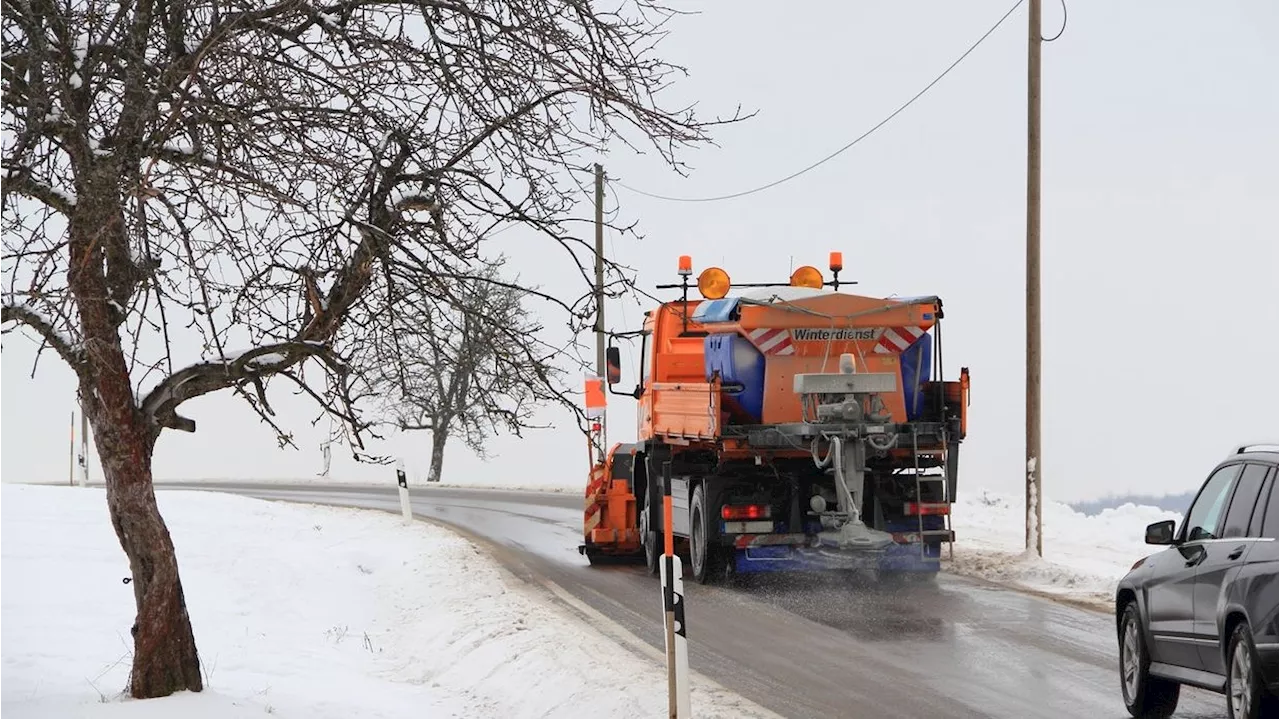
1115 443 1278 719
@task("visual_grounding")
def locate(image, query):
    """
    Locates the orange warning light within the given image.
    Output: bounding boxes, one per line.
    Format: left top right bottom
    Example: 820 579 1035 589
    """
697 267 731 300
677 255 693 276
790 265 823 289
829 252 844 272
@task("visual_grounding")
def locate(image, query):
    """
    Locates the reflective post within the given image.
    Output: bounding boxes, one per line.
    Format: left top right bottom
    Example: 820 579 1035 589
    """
396 458 412 523
659 459 690 718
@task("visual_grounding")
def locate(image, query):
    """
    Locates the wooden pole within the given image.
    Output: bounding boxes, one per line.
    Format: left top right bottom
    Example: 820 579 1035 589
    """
1025 0 1043 556
593 163 607 464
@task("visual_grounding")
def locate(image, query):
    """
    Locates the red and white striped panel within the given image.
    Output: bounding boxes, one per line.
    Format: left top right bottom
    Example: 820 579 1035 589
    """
747 327 795 356
584 502 602 535
583 466 607 537
584 466 607 500
873 326 927 354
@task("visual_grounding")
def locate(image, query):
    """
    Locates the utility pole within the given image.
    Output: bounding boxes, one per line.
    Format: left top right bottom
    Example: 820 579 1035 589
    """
1025 0 1043 557
593 162 607 463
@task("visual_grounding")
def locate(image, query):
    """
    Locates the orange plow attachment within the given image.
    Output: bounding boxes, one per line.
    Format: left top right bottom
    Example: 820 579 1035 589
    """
583 458 642 553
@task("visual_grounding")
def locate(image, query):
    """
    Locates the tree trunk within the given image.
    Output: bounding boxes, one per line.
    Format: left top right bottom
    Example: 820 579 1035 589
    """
69 168 202 699
95 416 203 699
428 429 448 483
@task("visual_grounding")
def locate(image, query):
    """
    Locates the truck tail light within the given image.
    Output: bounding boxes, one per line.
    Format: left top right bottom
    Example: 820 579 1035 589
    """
722 504 771 520
905 502 950 516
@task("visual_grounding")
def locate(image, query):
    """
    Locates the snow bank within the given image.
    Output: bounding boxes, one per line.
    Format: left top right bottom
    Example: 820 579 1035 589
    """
944 488 1183 609
1 485 776 719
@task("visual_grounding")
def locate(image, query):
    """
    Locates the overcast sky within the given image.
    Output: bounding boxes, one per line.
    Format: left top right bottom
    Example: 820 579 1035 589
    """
3 0 1277 504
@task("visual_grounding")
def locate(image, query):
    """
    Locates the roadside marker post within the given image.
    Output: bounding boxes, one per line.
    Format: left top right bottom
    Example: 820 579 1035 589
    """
77 403 89 488
659 459 691 719
395 459 412 523
68 411 75 487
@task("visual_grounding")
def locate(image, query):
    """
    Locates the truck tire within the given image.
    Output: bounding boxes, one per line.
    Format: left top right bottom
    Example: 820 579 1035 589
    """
641 503 659 575
641 453 664 576
690 484 728 585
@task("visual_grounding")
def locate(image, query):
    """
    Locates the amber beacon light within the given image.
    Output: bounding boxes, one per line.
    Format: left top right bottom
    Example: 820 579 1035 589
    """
697 267 731 300
789 265 823 289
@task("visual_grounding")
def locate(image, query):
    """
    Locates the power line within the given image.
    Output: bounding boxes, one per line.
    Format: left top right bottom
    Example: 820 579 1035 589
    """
1042 0 1067 42
614 0 1026 204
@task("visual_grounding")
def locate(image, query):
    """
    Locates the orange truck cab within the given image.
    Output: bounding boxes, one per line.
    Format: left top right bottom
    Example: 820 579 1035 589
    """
579 254 970 585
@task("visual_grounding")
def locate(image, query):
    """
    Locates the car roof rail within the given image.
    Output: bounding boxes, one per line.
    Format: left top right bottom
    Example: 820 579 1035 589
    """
1232 442 1280 455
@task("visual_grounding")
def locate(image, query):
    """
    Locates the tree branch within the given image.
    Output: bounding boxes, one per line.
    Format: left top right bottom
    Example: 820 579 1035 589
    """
138 341 336 433
2 168 75 215
1 303 83 368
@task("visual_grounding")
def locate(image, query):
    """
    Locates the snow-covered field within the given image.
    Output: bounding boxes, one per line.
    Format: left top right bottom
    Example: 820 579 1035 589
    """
944 488 1183 608
1 484 777 719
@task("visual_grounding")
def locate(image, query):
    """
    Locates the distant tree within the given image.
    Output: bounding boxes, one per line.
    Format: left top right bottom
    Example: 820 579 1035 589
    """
370 258 549 484
1 0 740 699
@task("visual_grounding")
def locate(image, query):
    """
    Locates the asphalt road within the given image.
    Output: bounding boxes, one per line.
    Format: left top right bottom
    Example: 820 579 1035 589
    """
160 481 1227 719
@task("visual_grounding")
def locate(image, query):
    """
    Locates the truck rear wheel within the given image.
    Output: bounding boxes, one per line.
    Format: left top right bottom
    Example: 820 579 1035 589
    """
690 484 729 585
641 504 659 575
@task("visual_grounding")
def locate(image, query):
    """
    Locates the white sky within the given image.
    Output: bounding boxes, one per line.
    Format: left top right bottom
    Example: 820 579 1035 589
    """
3 0 1277 503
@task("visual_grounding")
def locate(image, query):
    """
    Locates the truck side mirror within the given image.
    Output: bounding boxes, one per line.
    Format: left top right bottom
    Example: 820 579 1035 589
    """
606 346 622 385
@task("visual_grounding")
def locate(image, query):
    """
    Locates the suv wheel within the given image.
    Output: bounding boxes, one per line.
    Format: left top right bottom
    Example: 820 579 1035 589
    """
1119 602 1180 718
1227 622 1271 719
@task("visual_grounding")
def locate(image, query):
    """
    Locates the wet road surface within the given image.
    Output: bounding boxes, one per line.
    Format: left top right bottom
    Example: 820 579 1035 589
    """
161 482 1227 719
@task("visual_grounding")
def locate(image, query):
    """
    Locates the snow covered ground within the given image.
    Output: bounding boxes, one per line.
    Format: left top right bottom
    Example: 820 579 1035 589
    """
943 488 1184 609
1 484 778 719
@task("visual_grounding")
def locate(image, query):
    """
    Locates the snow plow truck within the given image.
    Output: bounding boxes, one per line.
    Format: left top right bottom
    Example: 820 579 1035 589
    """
579 253 970 584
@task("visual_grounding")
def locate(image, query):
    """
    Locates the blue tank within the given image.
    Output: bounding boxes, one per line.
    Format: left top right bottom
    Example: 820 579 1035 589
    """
705 330 931 422
704 333 766 423
900 332 933 420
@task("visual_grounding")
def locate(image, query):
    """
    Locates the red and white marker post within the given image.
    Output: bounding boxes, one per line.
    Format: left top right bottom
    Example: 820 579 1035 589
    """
395 458 412 523
660 459 691 718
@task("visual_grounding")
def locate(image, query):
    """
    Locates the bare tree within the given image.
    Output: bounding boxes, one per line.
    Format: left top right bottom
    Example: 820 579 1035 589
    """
371 258 545 483
2 0 742 699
